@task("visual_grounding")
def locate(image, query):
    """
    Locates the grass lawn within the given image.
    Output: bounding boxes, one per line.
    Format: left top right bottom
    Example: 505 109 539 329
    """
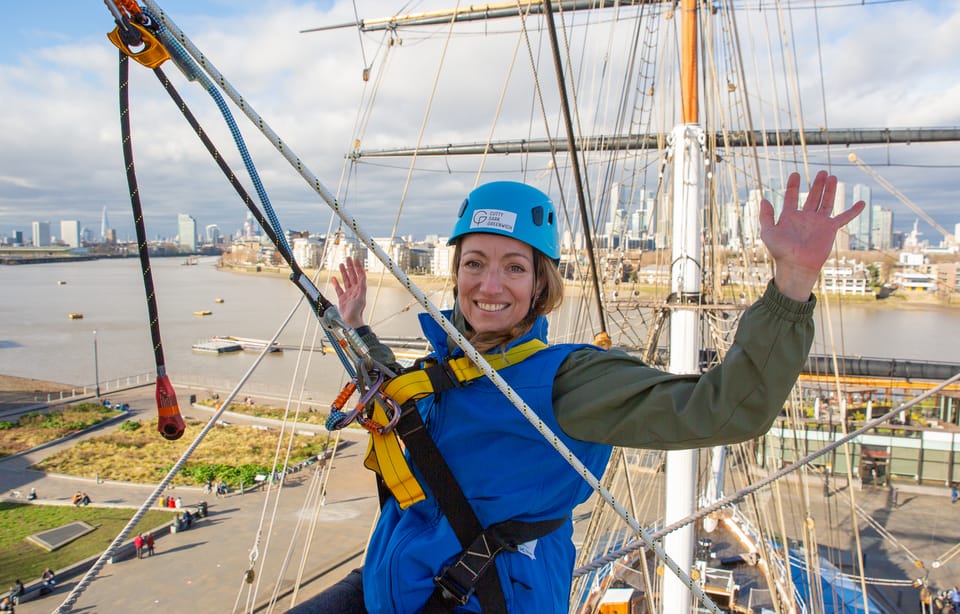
0 502 176 589
34 417 330 487
196 398 328 425
0 403 122 458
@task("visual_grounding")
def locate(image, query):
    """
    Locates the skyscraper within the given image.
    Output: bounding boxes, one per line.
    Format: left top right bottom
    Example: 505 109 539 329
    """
100 206 110 242
32 221 51 247
61 220 81 248
178 213 197 252
850 184 872 250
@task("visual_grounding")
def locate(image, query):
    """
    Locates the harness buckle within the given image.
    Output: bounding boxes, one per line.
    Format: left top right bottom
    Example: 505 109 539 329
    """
433 569 474 607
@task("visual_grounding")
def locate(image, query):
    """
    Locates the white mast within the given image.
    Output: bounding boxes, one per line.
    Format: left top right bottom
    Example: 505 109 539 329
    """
662 0 703 611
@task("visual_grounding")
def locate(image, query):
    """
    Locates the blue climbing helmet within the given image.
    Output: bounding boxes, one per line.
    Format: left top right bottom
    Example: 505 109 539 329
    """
447 181 560 261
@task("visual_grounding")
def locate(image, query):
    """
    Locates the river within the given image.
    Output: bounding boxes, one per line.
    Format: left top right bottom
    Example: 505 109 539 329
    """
1 257 958 401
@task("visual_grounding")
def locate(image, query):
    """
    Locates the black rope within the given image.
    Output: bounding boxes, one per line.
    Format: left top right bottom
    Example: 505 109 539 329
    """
150 66 336 315
120 52 166 369
119 50 185 441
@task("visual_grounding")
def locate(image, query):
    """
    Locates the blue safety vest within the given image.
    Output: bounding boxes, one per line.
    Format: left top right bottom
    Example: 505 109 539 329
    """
362 312 613 613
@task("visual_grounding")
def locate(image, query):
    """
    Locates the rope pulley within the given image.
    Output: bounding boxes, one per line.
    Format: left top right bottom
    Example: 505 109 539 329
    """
105 2 170 68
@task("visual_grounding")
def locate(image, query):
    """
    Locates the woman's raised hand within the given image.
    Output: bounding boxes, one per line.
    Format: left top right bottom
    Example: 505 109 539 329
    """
331 256 367 329
760 170 865 301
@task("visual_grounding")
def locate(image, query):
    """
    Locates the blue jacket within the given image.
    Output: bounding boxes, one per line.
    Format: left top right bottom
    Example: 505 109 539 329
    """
362 312 613 613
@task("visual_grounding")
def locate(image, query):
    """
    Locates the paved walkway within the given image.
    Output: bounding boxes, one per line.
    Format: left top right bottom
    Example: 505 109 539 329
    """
1 387 378 613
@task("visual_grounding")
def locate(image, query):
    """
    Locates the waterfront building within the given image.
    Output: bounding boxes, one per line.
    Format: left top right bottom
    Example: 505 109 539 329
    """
177 213 197 253
324 234 364 272
292 236 325 268
820 259 870 295
10 230 23 246
367 237 410 274
32 221 51 247
431 242 454 277
60 220 81 248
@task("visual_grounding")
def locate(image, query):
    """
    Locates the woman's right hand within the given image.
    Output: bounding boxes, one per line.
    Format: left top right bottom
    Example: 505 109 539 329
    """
332 256 367 329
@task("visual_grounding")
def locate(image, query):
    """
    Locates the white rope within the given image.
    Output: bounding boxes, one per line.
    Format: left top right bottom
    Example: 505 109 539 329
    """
140 2 719 609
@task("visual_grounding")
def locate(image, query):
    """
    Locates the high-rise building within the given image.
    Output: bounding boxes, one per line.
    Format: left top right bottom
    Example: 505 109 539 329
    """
850 184 872 250
177 213 197 252
871 206 894 251
100 206 110 242
32 221 51 247
205 224 222 245
60 220 81 248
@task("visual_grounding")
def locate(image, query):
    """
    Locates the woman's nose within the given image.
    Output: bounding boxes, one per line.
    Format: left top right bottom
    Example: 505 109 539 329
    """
478 268 503 291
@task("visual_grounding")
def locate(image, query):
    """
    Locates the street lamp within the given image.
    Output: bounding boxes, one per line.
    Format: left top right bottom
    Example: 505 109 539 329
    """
93 329 100 398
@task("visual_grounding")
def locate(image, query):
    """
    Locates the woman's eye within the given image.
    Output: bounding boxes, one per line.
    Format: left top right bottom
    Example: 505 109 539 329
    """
509 264 526 274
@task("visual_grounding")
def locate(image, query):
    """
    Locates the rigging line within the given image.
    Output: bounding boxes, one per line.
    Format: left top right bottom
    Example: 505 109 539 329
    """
55 296 303 614
853 503 923 567
145 44 361 382
543 0 608 335
116 51 186 441
138 6 722 606
572 370 960 577
249 311 329 612
371 0 462 314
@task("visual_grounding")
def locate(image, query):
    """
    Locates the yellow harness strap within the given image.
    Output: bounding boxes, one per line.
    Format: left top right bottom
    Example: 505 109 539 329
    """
364 339 548 509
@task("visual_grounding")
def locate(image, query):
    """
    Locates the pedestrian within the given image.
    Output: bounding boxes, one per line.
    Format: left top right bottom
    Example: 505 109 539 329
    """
291 171 863 613
133 533 144 559
27 487 36 501
9 580 24 606
41 567 55 593
951 484 958 504
145 533 155 557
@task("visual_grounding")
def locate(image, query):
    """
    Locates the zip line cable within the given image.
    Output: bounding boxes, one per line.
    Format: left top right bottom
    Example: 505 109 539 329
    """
120 1 723 609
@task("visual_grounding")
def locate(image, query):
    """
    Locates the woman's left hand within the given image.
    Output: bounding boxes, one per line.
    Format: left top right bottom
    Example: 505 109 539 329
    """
760 170 865 301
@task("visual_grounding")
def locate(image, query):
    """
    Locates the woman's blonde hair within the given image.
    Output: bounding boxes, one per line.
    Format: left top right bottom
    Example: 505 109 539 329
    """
451 239 564 353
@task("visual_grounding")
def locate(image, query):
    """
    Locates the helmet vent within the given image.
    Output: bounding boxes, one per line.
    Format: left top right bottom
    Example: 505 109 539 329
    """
458 198 469 219
531 205 544 226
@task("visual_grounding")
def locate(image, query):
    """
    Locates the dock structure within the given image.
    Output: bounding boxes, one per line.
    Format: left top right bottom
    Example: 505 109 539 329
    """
191 339 242 354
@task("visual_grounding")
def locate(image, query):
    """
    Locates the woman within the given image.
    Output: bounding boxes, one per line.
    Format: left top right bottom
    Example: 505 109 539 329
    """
294 171 863 613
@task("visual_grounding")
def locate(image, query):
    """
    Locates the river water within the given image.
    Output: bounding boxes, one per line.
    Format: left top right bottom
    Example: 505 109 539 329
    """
1 257 958 400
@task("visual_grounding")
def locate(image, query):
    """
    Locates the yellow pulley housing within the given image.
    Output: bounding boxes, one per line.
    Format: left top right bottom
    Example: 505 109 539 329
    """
107 21 170 69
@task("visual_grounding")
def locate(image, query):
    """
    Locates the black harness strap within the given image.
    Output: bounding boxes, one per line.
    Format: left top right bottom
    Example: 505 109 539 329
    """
394 391 566 613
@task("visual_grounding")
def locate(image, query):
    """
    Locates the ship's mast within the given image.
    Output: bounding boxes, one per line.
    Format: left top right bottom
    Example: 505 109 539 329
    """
662 0 702 611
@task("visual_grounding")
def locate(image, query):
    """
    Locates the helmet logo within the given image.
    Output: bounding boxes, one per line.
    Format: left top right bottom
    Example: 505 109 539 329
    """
469 209 517 234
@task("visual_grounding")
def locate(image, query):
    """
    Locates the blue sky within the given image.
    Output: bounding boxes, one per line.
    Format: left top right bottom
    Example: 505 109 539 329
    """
1 0 958 245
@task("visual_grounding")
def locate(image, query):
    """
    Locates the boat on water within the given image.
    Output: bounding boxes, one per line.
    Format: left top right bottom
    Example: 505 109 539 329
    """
67 313 83 320
193 310 213 316
58 1 959 613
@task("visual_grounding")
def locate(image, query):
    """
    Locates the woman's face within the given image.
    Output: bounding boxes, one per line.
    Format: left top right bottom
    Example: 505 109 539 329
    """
457 233 536 335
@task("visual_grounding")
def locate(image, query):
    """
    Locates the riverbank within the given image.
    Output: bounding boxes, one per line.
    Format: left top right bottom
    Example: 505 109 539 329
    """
216 261 960 311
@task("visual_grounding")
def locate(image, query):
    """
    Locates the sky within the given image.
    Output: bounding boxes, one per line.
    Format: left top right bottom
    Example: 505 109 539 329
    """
1 0 958 245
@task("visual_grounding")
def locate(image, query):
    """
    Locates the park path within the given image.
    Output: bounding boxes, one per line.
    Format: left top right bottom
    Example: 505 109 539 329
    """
1 386 377 613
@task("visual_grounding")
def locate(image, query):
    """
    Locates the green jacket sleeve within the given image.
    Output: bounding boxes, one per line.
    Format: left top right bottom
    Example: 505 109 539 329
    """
553 281 815 449
359 330 401 373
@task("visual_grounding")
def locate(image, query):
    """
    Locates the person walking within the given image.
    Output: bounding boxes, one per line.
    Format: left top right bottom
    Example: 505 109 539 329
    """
145 532 155 557
133 534 144 560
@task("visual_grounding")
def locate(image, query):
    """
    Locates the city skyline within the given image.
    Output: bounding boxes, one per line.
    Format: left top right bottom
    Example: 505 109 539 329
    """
1 2 959 247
